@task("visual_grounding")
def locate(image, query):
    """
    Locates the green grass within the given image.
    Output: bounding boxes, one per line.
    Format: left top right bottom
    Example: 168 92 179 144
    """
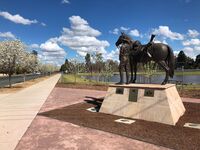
140 71 200 76
59 74 107 85
79 71 200 76
60 73 200 91
174 71 200 76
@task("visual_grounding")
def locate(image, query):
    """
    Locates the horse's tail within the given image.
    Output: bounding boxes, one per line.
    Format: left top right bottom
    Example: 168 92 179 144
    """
167 46 175 78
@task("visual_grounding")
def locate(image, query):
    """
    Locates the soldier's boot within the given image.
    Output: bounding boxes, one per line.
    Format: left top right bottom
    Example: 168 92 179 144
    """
116 71 124 84
126 72 129 84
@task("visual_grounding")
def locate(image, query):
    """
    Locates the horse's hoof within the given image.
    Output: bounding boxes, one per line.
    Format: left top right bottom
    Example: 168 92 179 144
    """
161 82 166 85
129 80 135 83
116 81 123 85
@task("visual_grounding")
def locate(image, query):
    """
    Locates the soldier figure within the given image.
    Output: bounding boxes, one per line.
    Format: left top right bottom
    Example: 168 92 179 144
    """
117 43 130 84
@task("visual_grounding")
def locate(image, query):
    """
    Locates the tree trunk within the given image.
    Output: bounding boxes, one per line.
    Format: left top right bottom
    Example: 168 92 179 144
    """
23 73 26 82
8 73 12 88
74 73 76 83
90 65 93 82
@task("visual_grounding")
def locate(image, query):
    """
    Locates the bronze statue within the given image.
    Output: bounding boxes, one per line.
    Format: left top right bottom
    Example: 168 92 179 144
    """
116 33 175 85
117 43 130 84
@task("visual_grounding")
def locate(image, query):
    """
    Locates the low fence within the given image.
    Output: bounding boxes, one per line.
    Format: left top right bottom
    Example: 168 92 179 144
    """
0 73 52 88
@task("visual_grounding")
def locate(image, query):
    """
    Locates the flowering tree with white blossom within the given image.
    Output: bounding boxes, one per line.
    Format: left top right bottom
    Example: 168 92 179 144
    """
0 40 40 87
0 40 26 87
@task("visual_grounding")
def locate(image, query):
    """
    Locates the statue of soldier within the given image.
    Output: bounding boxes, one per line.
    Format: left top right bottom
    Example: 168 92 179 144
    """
117 43 130 84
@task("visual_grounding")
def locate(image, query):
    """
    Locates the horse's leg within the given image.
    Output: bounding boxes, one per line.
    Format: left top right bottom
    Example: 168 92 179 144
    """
129 61 134 83
133 63 137 83
125 64 129 84
117 63 123 84
157 61 169 85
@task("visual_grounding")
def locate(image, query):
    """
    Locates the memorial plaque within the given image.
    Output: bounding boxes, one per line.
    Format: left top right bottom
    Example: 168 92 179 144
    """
116 88 124 94
128 88 138 102
144 89 154 97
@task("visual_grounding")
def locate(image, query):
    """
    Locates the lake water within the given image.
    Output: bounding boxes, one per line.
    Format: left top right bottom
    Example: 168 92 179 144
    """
83 74 200 84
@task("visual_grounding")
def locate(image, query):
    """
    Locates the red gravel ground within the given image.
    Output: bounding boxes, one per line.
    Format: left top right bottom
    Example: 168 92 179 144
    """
15 87 169 150
39 101 200 150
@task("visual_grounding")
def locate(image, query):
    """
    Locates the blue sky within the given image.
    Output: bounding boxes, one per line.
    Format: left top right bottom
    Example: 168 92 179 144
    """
0 0 200 65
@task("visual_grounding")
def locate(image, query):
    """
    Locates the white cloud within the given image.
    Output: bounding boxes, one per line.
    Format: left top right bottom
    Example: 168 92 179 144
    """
41 22 46 27
62 0 70 4
173 50 180 56
152 26 184 40
39 40 67 65
0 31 16 39
154 40 168 44
182 38 200 46
29 44 40 49
65 16 101 37
110 27 130 35
57 15 109 56
106 49 119 61
40 40 64 52
39 15 110 64
187 29 199 38
120 26 129 31
182 46 199 59
129 29 140 37
183 46 193 52
0 11 38 25
109 28 119 35
194 46 200 51
182 47 194 58
77 51 87 57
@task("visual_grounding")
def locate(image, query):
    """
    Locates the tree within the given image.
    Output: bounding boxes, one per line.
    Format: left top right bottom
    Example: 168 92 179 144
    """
95 53 103 73
101 60 114 82
195 54 200 69
93 53 103 82
31 50 38 56
106 59 119 72
185 56 195 69
85 53 91 72
60 59 70 73
176 51 195 69
39 63 59 74
0 40 26 87
143 61 157 83
68 58 79 83
176 51 187 68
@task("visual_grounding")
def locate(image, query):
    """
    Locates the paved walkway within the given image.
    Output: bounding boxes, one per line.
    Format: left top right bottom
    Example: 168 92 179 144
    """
0 74 61 150
0 94 10 99
15 88 169 150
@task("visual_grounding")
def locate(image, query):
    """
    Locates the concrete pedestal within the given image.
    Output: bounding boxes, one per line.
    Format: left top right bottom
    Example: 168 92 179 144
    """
100 84 185 125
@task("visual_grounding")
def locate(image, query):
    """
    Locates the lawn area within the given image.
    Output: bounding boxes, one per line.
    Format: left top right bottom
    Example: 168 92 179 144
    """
59 74 107 85
174 70 200 76
57 74 108 91
58 73 200 99
81 70 200 76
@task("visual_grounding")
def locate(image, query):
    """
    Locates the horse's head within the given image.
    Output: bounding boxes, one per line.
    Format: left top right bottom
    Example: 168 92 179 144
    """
115 32 132 47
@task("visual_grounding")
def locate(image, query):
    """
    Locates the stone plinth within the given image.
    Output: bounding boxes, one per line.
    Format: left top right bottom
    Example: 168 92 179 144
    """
100 84 185 125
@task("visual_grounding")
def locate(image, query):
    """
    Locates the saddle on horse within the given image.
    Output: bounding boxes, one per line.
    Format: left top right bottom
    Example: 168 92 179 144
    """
142 34 156 58
131 34 156 58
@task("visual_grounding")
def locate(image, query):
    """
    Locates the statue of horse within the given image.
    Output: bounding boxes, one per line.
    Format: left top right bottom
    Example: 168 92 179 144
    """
115 33 175 85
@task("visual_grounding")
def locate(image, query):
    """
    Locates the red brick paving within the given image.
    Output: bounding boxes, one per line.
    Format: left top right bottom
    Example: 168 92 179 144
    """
15 87 170 150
